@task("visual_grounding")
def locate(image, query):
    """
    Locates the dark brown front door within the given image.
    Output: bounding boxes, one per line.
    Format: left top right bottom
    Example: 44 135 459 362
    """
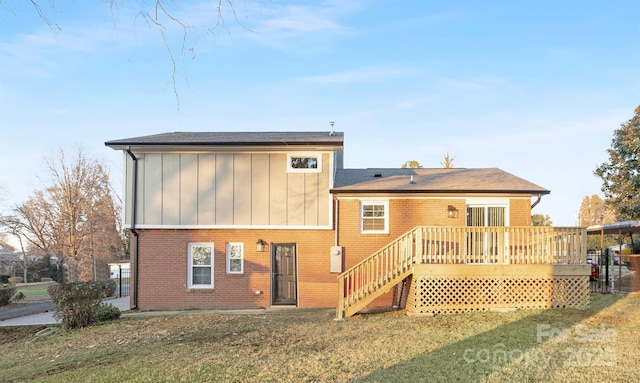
272 243 297 305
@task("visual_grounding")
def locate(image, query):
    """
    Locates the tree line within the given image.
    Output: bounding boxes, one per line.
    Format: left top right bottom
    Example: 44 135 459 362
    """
1 150 125 283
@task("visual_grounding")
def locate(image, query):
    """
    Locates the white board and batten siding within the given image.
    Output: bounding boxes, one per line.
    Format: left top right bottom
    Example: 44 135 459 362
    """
124 152 332 229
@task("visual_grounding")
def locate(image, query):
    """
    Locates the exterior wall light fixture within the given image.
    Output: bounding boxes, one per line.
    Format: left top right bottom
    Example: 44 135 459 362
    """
447 205 459 218
256 239 268 252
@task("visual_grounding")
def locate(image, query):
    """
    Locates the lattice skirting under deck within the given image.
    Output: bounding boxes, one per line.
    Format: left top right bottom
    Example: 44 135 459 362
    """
406 275 590 315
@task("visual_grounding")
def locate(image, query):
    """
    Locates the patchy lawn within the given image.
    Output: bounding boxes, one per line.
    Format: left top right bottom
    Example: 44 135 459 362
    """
0 282 53 314
0 293 638 383
15 283 53 300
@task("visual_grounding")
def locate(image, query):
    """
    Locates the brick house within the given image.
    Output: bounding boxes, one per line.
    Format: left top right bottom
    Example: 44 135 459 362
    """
105 131 590 317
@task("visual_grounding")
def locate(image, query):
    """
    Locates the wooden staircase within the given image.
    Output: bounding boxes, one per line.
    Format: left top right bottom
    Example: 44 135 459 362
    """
336 227 418 319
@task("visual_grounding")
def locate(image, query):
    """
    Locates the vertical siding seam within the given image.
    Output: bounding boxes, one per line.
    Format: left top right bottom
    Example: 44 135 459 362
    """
250 153 253 225
232 153 235 225
160 153 164 225
139 155 143 225
286 164 289 226
178 154 182 225
214 154 217 225
267 154 271 226
196 154 200 225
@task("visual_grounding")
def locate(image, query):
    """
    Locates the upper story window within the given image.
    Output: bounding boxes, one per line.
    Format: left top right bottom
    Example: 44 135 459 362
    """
361 200 389 234
188 242 214 288
287 153 322 173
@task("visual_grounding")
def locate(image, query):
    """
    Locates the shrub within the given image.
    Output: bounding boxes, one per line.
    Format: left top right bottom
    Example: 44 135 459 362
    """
0 285 16 307
11 291 25 302
0 275 9 284
48 280 117 329
95 303 121 322
102 279 117 298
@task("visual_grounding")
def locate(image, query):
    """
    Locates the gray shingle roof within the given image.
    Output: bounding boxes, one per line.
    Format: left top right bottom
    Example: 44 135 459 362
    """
333 168 549 195
105 131 344 149
105 132 547 195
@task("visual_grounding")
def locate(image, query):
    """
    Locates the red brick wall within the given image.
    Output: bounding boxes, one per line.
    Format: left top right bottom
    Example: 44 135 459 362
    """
336 197 531 308
337 198 464 307
510 199 532 226
133 228 337 311
131 197 532 311
338 198 464 269
337 197 532 266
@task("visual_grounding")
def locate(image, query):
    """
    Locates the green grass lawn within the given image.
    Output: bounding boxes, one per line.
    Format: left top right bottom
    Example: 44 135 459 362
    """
0 292 638 382
15 283 53 300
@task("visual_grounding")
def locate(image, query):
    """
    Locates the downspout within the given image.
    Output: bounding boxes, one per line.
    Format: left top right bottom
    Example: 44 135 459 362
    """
531 194 542 209
334 198 339 246
126 148 139 310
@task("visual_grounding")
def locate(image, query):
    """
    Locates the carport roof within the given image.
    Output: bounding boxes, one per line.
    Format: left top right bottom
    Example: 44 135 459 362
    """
586 220 640 235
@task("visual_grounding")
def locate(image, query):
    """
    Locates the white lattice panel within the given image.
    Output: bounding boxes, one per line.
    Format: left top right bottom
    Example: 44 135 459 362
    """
407 275 589 315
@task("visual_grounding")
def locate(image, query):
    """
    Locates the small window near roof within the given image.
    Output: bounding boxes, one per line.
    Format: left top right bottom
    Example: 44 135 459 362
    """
287 153 322 173
361 200 389 234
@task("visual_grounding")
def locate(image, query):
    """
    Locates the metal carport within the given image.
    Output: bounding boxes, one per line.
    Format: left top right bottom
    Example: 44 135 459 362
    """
586 220 640 292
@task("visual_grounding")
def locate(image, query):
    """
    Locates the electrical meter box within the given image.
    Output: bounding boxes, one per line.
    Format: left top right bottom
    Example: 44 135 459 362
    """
330 246 343 273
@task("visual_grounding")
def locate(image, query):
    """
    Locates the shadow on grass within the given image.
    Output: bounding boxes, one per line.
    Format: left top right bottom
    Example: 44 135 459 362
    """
353 293 623 383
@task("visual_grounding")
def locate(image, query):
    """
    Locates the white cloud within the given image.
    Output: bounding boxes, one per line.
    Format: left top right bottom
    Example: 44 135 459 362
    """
239 1 365 50
301 66 413 84
260 6 346 34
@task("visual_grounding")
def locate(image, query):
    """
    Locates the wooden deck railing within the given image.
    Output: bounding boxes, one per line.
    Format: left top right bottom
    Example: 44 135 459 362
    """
336 226 587 319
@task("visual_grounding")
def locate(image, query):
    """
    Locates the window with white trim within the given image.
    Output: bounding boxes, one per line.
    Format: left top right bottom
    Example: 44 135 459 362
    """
361 200 389 233
287 153 322 173
188 242 214 288
226 242 244 274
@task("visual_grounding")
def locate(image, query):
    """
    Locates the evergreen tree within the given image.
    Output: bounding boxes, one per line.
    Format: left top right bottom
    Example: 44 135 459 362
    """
595 106 640 219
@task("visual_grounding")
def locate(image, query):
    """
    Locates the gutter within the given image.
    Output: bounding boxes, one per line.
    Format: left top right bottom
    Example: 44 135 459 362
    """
106 141 343 148
531 194 542 209
126 147 139 310
330 189 551 195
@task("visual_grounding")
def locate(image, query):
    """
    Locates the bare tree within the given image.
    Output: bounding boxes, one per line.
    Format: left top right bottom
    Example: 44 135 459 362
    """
441 151 455 168
4 0 250 104
0 233 15 252
5 149 123 282
0 215 31 280
578 194 617 227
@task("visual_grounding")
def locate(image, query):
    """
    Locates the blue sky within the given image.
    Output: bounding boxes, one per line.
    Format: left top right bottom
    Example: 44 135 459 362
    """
0 0 638 227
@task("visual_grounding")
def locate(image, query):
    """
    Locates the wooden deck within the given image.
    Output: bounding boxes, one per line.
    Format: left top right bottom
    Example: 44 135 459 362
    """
336 226 589 319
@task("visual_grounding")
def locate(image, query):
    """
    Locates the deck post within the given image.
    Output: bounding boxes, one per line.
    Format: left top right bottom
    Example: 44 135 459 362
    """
498 228 505 264
336 274 345 319
414 228 422 264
